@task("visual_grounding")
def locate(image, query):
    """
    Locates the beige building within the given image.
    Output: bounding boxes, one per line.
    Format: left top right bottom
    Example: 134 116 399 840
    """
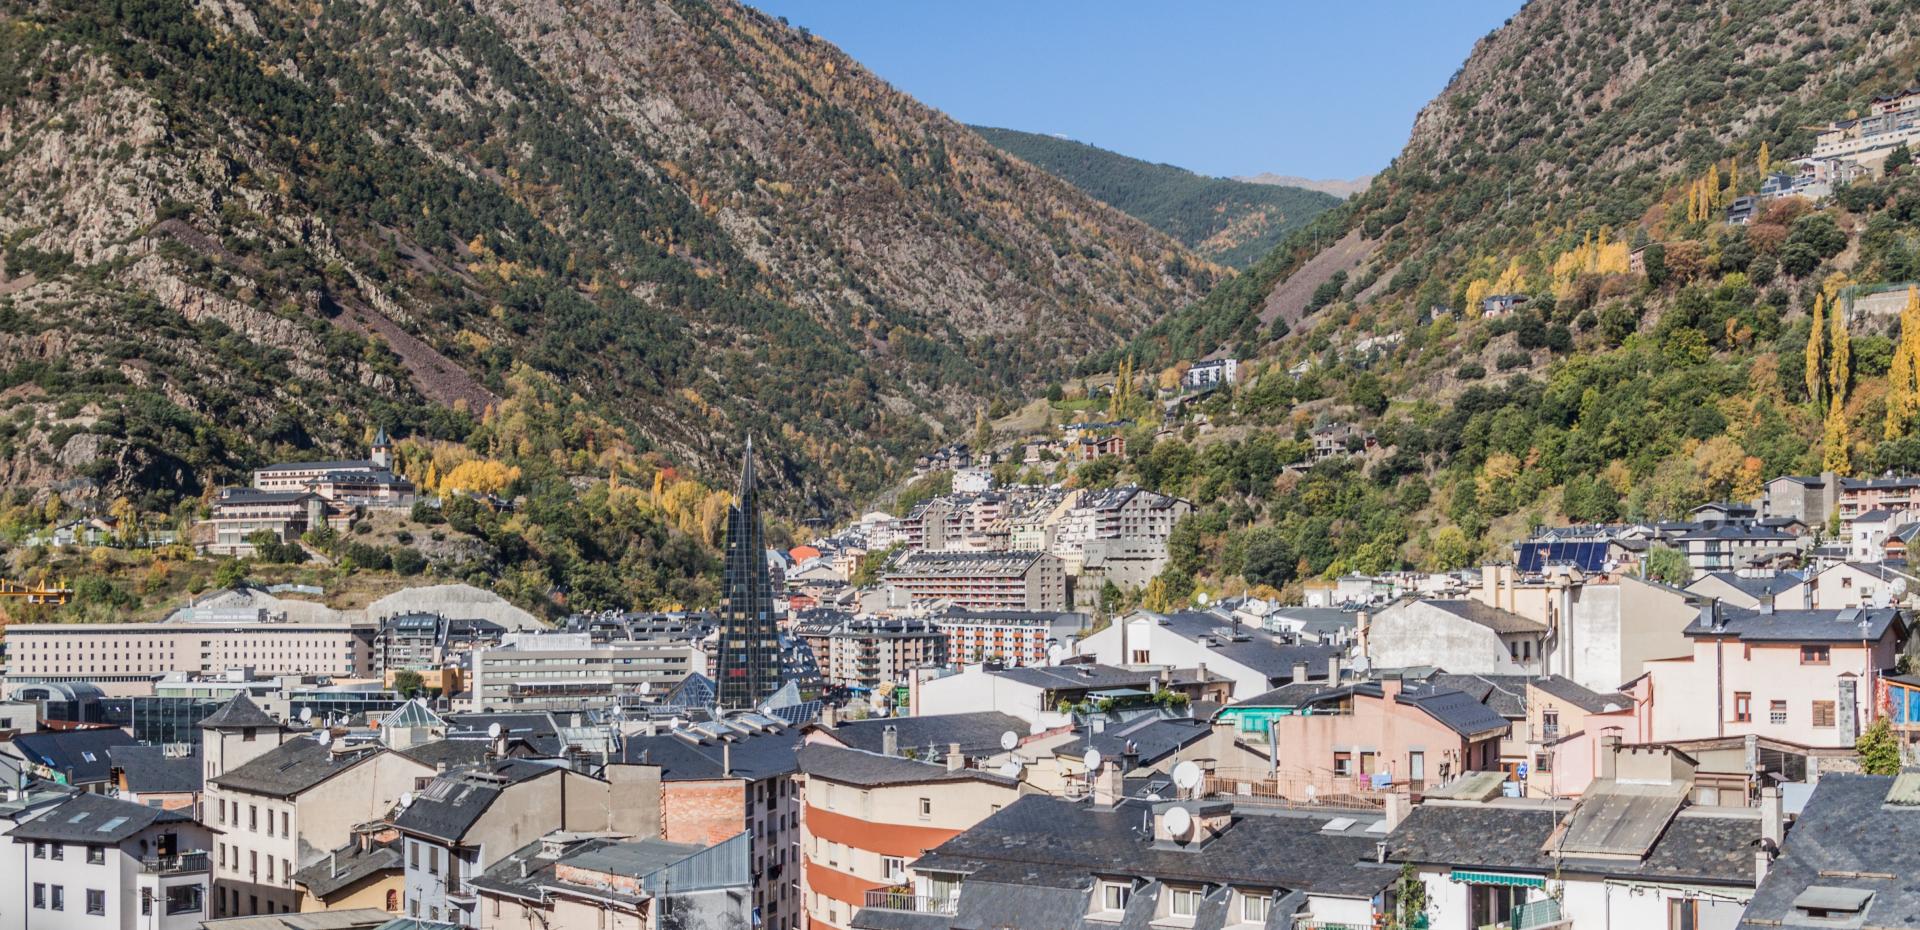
465 633 704 712
6 619 377 696
883 551 1068 612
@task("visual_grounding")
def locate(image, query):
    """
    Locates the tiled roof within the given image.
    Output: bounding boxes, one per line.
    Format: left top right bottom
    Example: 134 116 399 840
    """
1682 603 1903 643
11 729 137 786
292 839 403 898
391 760 562 843
107 744 203 795
617 723 801 781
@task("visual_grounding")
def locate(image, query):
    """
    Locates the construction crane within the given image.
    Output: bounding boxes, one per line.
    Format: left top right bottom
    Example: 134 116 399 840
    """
0 578 72 605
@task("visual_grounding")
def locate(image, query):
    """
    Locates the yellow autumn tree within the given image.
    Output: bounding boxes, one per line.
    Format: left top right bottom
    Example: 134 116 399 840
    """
1823 394 1852 473
439 460 521 496
1757 141 1770 178
1889 286 1920 438
1806 293 1826 403
1829 305 1851 402
1464 277 1493 315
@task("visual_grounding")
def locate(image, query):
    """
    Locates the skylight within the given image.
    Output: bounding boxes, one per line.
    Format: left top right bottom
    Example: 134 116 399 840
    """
96 817 128 833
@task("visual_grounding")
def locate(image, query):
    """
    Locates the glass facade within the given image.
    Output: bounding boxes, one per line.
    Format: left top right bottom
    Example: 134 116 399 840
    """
717 438 782 709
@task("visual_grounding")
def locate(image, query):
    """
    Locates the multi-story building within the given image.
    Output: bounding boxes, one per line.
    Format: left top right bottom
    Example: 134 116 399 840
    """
372 612 506 673
465 633 703 712
612 719 803 930
1051 486 1190 557
1644 602 1903 750
203 489 331 556
0 779 74 930
929 607 1085 666
14 793 212 930
796 745 1021 930
5 620 377 696
792 614 947 691
469 832 753 930
717 439 782 710
1182 356 1238 388
883 551 1067 612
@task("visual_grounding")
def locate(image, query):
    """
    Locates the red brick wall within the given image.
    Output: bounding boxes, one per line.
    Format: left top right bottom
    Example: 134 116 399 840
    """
661 779 745 845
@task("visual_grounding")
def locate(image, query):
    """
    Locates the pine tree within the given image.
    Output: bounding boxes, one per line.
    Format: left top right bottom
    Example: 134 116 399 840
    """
1806 293 1826 403
1823 393 1852 473
1858 718 1902 775
1886 286 1920 438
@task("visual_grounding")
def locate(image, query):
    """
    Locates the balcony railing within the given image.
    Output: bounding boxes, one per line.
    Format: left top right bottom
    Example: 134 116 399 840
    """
141 852 210 875
864 891 957 915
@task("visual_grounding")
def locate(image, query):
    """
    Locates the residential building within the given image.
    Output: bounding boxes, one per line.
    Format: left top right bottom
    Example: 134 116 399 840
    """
858 792 1395 930
469 832 753 930
1182 356 1238 389
611 719 803 930
928 608 1084 667
916 663 1229 730
1470 566 1698 694
1685 571 1810 611
14 792 213 930
106 745 203 812
8 728 137 792
372 613 505 673
1365 598 1549 677
1222 677 1509 795
1673 523 1800 576
883 551 1068 612
1053 487 1191 558
806 711 1034 764
393 758 658 926
1836 474 1920 523
1739 773 1920 930
0 777 75 930
1758 473 1838 529
204 490 330 557
796 744 1021 930
1075 610 1342 699
1479 293 1527 316
793 614 947 691
717 440 782 710
290 825 404 914
1385 745 1761 930
1643 603 1903 748
465 633 703 712
5 619 378 696
1517 679 1644 800
205 735 434 917
1800 561 1912 609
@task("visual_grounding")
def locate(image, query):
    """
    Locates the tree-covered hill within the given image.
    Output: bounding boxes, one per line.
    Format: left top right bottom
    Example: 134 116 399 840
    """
971 126 1343 268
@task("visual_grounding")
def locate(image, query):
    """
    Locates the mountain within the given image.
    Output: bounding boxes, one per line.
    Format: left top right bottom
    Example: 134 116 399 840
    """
1095 0 1920 589
1234 173 1374 200
0 0 1216 515
970 126 1341 268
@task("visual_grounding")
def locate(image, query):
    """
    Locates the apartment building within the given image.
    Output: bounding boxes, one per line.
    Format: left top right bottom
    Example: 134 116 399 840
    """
6 619 377 696
470 832 753 930
796 745 1020 930
929 607 1084 666
1052 486 1190 556
372 612 506 673
204 490 332 556
14 793 212 930
465 633 704 712
882 551 1067 612
792 614 947 691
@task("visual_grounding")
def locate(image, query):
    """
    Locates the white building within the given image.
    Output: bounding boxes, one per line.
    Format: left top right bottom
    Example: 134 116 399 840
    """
14 793 212 930
1182 356 1238 389
1073 610 1341 699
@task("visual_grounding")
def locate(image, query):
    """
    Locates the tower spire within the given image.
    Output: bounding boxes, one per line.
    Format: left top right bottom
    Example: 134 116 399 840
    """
740 435 756 496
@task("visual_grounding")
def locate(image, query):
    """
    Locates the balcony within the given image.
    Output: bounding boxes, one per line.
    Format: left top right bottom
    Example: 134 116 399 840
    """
864 891 957 915
141 852 210 875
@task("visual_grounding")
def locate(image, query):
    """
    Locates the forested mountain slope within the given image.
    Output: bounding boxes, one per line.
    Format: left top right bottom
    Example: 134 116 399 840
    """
0 0 1214 516
972 125 1341 268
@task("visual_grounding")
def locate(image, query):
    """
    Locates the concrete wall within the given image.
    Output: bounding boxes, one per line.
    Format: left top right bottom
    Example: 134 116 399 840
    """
1367 602 1536 676
1646 635 1898 747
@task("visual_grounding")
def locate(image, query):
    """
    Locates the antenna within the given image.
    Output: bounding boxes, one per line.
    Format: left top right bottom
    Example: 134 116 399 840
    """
1000 731 1019 752
1162 805 1193 840
1172 761 1202 796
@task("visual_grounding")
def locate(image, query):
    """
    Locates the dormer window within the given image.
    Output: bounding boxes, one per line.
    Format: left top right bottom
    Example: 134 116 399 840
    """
1168 887 1201 918
1102 881 1132 912
1792 886 1872 921
1240 892 1271 924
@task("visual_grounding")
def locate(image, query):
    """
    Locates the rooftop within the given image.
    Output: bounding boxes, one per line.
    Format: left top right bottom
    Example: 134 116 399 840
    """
796 744 1018 789
8 792 194 844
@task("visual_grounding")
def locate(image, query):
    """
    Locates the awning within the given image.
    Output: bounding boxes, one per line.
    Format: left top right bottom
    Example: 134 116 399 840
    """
1449 870 1545 888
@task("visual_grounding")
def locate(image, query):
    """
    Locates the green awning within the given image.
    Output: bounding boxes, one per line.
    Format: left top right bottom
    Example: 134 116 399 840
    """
1449 870 1545 888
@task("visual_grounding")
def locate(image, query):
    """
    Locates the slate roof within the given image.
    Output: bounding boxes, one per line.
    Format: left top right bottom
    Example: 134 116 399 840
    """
1048 716 1212 766
1681 603 1904 643
292 839 403 898
8 792 193 843
1689 571 1805 600
1529 675 1631 714
797 744 1019 788
1152 612 1343 680
107 744 203 795
255 459 379 473
993 664 1222 692
1675 523 1798 542
1739 774 1920 929
1396 687 1512 739
823 712 1029 758
616 723 801 781
1419 600 1548 634
1422 674 1532 718
210 737 387 798
1386 802 1758 886
467 837 618 902
392 760 563 843
914 795 1395 898
11 728 137 786
395 739 497 770
199 693 283 730
442 713 565 755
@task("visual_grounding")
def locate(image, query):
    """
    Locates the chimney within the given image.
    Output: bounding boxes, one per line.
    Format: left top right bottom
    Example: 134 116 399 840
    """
946 742 963 772
1599 735 1622 780
1754 846 1773 888
328 851 339 878
1196 662 1207 687
1759 591 1775 615
722 741 732 777
821 704 837 728
882 725 899 757
1384 792 1410 832
1328 656 1341 684
1292 661 1309 684
1092 760 1124 808
1760 785 1784 846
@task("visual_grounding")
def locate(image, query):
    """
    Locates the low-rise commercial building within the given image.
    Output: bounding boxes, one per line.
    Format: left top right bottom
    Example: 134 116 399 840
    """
465 633 703 712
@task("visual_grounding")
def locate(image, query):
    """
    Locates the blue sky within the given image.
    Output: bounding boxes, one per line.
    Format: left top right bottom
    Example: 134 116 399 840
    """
744 1 1523 180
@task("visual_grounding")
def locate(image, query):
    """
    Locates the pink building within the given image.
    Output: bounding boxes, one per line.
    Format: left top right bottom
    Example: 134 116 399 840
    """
1226 677 1510 795
1643 603 1903 750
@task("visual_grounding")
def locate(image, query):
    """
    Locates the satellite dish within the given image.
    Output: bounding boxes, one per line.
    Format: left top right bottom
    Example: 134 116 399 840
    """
1162 805 1193 839
487 722 503 740
1046 643 1066 663
398 792 413 809
1196 592 1209 606
1305 784 1318 803
317 732 333 750
1172 761 1202 791
997 761 1023 778
299 707 313 723
638 682 652 695
1083 748 1103 772
1000 731 1019 751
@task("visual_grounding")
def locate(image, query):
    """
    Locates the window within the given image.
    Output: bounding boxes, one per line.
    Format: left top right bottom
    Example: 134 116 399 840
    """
1801 645 1831 665
1169 887 1201 918
49 843 62 861
141 889 153 916
410 842 419 868
1333 752 1352 776
1131 649 1150 664
281 811 289 836
1733 692 1752 723
33 884 44 909
882 856 905 882
1813 701 1837 728
1103 882 1132 911
1770 700 1789 726
430 846 440 876
1671 898 1701 930
87 846 104 864
249 805 258 832
86 889 105 916
1241 893 1271 924
52 886 64 911
32 842 44 859
1408 751 1425 782
1535 752 1553 774
918 798 931 819
1359 751 1378 775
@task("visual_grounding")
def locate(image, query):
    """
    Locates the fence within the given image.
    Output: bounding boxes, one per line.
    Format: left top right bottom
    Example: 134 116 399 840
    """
1204 768 1392 810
